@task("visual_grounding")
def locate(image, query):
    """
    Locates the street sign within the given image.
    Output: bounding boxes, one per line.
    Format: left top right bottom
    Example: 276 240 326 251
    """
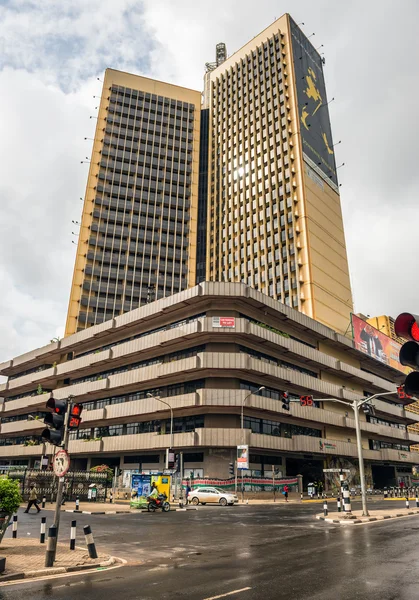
53 449 70 477
323 468 351 473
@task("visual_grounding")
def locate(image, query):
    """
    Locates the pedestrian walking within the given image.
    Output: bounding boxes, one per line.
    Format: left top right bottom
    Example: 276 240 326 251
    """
24 484 41 514
283 484 289 502
185 483 191 505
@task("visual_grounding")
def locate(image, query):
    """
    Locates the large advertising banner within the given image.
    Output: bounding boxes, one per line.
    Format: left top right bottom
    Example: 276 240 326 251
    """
289 17 338 186
351 314 410 375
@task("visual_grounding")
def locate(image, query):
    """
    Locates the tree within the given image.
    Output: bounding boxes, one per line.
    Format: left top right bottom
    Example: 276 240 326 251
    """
0 479 22 543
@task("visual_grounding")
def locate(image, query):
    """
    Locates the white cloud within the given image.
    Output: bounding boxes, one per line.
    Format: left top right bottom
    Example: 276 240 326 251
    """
0 0 419 365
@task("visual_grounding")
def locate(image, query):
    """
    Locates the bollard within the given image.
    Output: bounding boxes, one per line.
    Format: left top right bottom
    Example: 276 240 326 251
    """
337 496 341 513
42 496 46 509
83 525 98 559
70 520 76 550
45 525 57 567
178 499 184 508
75 496 80 511
416 494 419 508
12 515 18 539
300 493 303 501
342 484 352 513
323 500 328 517
109 491 113 504
406 497 410 510
384 488 388 499
40 516 46 544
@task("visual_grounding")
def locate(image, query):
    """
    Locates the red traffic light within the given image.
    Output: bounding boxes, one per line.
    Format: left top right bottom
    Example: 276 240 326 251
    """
395 313 419 342
46 397 68 415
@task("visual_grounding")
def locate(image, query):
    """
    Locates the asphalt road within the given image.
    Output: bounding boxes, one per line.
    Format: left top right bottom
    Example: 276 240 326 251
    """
1 499 418 599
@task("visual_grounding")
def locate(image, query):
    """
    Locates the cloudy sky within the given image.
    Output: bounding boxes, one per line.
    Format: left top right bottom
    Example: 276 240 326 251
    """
0 0 418 362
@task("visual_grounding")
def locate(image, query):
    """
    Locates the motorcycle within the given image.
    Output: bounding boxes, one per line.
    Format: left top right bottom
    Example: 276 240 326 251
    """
147 492 170 512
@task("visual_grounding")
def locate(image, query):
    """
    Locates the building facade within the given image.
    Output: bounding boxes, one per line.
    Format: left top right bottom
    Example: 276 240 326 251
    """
205 14 353 334
1 283 418 488
66 15 353 339
65 69 201 336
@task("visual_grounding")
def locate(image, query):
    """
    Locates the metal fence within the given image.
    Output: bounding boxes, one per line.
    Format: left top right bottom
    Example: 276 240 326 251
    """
8 469 109 502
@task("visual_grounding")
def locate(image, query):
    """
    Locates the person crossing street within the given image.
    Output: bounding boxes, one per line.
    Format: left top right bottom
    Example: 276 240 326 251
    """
24 484 41 513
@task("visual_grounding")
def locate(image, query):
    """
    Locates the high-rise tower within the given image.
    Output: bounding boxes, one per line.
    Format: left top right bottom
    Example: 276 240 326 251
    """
204 15 353 333
65 69 201 336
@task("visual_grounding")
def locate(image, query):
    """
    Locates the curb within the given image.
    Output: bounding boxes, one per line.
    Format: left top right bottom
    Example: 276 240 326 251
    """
64 510 131 515
316 509 419 525
0 556 116 582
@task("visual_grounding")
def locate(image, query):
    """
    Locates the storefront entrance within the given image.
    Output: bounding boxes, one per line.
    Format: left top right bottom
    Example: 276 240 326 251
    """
286 457 324 490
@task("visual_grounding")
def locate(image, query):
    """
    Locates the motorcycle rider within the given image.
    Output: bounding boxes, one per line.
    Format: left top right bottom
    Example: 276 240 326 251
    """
148 482 159 504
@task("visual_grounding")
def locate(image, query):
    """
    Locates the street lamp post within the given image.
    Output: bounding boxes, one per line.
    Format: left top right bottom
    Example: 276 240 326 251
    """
240 386 265 502
147 394 173 468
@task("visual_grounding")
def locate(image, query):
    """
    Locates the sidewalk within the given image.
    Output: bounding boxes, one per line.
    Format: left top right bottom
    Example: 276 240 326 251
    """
316 506 419 525
0 538 113 582
23 501 133 515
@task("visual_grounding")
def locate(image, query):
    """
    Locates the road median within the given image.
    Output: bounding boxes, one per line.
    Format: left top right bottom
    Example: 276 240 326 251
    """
316 507 419 525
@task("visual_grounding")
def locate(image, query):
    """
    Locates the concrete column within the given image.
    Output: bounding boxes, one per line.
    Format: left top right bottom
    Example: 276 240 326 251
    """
297 474 303 494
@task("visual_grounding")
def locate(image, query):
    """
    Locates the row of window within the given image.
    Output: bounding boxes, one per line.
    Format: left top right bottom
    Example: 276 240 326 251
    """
70 345 205 386
243 416 321 439
69 415 205 440
369 440 410 452
238 345 318 378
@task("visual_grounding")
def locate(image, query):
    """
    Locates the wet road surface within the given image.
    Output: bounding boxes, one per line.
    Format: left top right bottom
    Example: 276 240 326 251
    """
0 500 418 599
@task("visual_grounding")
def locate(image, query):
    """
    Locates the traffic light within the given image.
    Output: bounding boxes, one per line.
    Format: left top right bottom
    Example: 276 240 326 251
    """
68 403 83 430
229 462 235 476
300 395 313 407
282 391 290 411
362 402 375 416
395 312 419 396
41 397 67 446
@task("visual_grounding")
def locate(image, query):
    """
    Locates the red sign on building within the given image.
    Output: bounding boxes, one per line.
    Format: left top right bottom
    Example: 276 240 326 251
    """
212 317 236 328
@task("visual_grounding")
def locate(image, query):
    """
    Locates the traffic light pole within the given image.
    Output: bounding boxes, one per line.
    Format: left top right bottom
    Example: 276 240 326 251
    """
48 399 72 565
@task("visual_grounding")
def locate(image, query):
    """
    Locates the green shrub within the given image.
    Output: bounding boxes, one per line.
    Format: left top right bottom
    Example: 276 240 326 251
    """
0 479 22 514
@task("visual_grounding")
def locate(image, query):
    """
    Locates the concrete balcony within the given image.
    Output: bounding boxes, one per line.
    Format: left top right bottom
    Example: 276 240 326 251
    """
0 443 45 458
0 419 43 436
345 417 409 442
408 431 419 444
68 440 103 454
55 350 112 377
6 367 56 392
2 393 53 416
380 448 417 463
101 431 196 453
374 399 405 420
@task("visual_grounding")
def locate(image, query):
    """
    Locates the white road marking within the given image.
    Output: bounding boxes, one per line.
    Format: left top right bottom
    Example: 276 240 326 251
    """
203 587 252 600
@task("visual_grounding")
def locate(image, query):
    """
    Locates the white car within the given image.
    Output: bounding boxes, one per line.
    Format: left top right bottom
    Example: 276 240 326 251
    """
189 487 238 506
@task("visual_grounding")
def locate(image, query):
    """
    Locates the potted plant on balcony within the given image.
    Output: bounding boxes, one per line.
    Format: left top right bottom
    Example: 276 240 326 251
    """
0 479 22 543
